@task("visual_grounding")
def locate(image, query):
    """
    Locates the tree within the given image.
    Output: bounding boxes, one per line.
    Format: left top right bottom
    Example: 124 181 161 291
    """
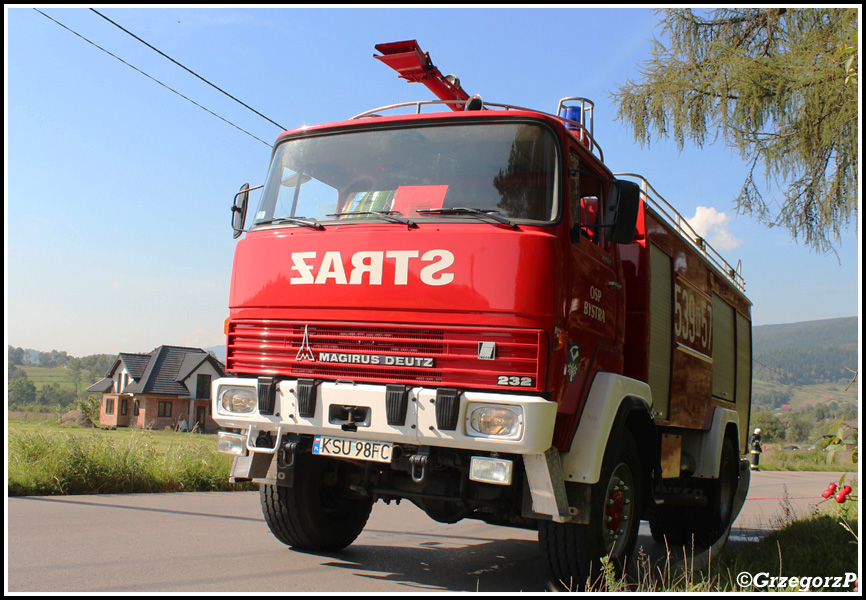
613 8 858 254
8 363 27 382
36 383 76 408
750 410 785 443
8 378 37 407
8 346 25 366
77 394 103 428
69 357 82 397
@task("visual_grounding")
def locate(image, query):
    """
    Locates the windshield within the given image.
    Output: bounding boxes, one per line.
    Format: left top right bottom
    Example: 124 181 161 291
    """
253 122 559 227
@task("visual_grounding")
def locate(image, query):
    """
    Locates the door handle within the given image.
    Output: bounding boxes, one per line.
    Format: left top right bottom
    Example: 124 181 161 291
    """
607 281 623 289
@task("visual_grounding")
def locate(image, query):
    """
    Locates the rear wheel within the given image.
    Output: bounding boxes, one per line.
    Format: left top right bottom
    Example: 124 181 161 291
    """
693 436 739 547
649 436 739 548
539 429 643 590
260 454 373 552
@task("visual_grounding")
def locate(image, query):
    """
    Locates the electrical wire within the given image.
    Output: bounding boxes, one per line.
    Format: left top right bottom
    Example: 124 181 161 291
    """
33 8 273 148
89 8 287 132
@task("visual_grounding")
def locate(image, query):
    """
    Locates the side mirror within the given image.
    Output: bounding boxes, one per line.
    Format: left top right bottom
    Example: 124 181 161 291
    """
604 180 640 244
232 184 250 239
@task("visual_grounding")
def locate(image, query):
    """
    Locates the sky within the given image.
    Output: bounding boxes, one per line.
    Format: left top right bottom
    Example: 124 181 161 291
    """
5 6 861 358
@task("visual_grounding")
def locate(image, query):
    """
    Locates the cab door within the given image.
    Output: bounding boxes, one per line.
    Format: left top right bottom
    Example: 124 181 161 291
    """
556 147 626 446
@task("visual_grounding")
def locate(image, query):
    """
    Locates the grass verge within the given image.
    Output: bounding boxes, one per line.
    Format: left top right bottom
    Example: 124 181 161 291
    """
581 482 859 592
8 426 255 495
759 447 856 472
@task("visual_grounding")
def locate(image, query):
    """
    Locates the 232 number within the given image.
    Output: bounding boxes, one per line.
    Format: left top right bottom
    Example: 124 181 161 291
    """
497 376 534 387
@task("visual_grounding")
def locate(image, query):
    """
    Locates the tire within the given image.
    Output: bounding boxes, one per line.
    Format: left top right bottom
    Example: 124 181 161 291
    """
260 454 373 552
539 429 643 590
648 504 691 546
693 436 738 547
648 436 739 549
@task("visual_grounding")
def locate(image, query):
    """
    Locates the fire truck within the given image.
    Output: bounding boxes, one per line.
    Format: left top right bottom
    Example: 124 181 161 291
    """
213 41 752 587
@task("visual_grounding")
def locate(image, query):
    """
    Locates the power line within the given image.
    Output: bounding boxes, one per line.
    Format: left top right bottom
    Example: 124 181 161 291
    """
33 8 273 148
89 8 287 132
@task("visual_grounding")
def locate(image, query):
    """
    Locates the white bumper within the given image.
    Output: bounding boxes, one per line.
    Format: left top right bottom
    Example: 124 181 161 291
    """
212 377 556 455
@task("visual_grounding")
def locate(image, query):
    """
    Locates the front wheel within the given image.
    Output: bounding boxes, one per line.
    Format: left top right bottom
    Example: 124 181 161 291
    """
539 429 643 590
260 454 373 552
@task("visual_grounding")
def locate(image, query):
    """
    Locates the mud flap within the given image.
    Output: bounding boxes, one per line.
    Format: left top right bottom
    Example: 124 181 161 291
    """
524 448 571 523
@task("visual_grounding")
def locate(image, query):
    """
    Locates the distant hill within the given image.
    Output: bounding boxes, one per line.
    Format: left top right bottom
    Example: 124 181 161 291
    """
751 316 858 403
753 316 858 354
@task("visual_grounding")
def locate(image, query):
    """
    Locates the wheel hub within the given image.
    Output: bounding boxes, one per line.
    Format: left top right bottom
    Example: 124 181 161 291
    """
602 464 635 555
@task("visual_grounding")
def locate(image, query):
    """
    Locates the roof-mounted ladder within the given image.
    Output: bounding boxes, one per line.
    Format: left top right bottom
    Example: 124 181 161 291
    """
374 40 471 111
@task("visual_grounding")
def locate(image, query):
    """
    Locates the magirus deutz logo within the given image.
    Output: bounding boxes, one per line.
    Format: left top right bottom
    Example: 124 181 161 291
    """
318 352 435 368
295 325 436 367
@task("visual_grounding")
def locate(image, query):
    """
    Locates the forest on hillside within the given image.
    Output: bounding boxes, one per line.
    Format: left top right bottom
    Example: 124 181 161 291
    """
751 317 858 388
754 345 858 386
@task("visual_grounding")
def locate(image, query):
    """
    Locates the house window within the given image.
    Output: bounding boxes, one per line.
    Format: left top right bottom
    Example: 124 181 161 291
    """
105 398 115 415
121 398 128 416
158 401 172 417
196 374 212 399
133 400 139 416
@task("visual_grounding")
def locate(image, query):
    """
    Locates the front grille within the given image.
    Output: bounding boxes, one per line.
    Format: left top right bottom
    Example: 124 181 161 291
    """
226 320 545 391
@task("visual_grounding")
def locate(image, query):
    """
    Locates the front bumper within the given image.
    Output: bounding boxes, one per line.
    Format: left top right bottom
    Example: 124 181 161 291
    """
212 377 556 455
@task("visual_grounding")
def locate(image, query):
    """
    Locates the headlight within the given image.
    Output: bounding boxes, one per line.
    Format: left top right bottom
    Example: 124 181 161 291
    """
217 431 247 456
467 404 523 438
470 456 514 485
219 386 257 414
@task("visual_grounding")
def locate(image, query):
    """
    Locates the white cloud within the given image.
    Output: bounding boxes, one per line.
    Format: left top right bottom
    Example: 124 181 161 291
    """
688 206 742 251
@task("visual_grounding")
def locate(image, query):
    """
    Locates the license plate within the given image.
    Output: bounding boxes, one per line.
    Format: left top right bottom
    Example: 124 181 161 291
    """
312 435 393 463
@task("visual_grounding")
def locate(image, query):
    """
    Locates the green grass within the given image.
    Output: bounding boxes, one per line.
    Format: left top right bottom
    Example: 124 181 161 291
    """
569 481 859 592
19 365 80 392
9 420 217 452
759 447 856 472
714 482 858 592
8 423 255 495
716 516 858 590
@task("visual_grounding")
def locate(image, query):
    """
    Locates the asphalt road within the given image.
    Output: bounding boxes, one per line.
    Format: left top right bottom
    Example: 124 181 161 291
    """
6 470 850 593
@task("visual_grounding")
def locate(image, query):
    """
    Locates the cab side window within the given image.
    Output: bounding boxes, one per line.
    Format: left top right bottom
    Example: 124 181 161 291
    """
569 148 609 248
568 150 581 231
581 195 600 243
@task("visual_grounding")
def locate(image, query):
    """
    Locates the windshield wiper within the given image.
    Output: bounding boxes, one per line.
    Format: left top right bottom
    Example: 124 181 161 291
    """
416 207 518 229
327 211 418 229
255 216 324 230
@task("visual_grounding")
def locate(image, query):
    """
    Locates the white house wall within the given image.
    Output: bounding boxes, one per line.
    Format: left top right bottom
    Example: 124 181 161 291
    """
113 367 131 393
180 361 224 399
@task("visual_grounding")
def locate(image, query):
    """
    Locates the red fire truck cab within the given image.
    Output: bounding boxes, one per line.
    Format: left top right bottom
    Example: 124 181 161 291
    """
213 41 752 588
